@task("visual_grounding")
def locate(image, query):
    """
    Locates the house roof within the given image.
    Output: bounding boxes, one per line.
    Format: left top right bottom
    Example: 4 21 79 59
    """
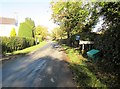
0 17 16 25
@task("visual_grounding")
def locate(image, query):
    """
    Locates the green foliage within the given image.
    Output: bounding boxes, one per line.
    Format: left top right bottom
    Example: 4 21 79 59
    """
25 18 35 29
82 2 100 32
79 32 99 41
51 1 90 38
10 28 16 37
99 2 120 27
13 41 47 54
18 18 35 38
93 2 120 69
35 35 43 44
1 37 35 54
62 45 107 88
18 22 32 37
94 24 120 67
51 27 64 40
56 2 120 87
70 64 107 88
35 25 48 39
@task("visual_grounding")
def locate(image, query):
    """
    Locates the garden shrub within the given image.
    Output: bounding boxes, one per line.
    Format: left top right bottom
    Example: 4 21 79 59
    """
10 28 16 37
1 37 35 54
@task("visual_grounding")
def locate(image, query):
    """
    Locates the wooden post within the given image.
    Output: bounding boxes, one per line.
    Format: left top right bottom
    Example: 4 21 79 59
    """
79 41 94 54
82 44 84 54
89 44 91 50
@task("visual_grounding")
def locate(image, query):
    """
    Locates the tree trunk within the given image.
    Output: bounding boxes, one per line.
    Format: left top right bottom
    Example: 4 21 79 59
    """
67 30 72 46
67 30 70 39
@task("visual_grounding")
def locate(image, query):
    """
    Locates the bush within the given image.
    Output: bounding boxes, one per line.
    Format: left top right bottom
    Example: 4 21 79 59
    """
94 24 120 70
10 28 16 37
1 37 35 54
79 32 99 41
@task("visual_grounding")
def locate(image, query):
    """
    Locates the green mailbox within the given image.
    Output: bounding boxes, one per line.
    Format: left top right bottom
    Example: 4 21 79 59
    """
87 49 100 59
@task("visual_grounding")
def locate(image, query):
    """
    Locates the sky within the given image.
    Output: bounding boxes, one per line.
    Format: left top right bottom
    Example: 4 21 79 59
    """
92 17 103 32
0 0 58 33
0 0 103 34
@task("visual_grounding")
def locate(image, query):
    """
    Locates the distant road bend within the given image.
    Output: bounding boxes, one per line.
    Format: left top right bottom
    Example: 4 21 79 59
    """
2 42 76 87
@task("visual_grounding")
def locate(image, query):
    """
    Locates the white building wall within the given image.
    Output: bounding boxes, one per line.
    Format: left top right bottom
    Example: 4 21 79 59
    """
0 24 18 37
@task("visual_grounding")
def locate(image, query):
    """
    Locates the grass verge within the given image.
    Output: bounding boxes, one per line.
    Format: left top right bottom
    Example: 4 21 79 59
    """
61 44 107 88
13 41 47 54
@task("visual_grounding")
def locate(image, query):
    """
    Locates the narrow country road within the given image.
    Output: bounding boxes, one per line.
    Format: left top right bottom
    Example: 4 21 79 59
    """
2 42 76 87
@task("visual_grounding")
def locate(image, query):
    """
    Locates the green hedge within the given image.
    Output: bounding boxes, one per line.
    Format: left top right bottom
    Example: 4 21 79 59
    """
94 24 120 69
1 37 35 54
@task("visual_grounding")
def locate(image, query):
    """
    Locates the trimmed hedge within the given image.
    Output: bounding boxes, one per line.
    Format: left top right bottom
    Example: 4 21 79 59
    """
1 37 35 54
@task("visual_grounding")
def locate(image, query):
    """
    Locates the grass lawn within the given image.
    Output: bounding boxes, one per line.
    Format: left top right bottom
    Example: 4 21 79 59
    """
13 41 47 54
61 44 108 88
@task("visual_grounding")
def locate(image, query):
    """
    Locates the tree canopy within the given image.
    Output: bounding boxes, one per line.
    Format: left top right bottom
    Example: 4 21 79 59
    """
18 18 35 38
51 27 64 40
51 1 101 40
35 25 48 39
99 2 120 29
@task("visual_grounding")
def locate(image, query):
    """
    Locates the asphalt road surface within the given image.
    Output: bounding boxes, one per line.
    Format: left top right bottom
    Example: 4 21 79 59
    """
1 42 76 87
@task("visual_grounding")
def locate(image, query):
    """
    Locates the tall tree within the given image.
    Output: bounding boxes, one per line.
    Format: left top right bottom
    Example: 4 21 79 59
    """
51 27 64 40
51 1 91 40
18 18 35 38
82 2 101 32
35 25 48 39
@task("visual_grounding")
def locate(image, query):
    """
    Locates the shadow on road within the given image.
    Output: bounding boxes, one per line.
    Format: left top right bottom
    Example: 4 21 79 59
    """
2 55 76 87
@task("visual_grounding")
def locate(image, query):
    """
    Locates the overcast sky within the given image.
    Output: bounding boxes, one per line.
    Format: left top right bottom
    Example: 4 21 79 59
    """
0 0 58 32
